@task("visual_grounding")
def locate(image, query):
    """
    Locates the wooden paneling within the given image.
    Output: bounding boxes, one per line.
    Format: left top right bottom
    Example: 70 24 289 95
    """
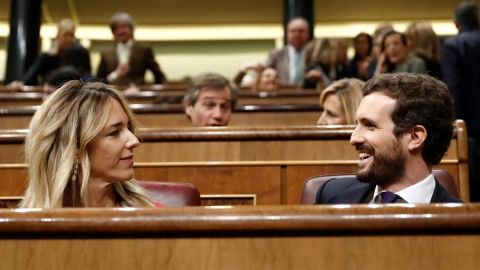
0 122 469 204
4 0 458 25
134 165 282 205
0 166 27 196
0 103 321 129
0 205 479 269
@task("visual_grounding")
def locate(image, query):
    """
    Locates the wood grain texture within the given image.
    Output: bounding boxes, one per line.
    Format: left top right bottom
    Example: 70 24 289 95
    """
1 205 480 269
0 122 468 203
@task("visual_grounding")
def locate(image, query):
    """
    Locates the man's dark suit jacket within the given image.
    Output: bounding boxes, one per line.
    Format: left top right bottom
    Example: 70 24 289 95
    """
97 41 166 85
315 177 463 204
442 29 480 141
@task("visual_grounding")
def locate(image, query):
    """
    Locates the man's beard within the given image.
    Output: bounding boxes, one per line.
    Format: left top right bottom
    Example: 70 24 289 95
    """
356 140 406 187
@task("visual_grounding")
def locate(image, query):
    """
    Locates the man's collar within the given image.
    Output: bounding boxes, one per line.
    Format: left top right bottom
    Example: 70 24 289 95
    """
372 173 435 204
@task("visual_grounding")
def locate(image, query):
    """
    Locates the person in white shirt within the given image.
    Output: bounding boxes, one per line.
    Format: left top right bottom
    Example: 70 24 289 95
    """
264 17 310 86
315 73 463 204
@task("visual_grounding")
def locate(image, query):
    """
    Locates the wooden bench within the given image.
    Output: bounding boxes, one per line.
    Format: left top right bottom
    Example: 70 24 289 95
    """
0 204 478 269
0 88 320 107
0 121 469 205
0 103 321 129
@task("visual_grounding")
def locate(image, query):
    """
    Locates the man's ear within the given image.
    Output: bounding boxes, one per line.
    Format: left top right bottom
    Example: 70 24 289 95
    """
185 102 193 118
408 125 427 152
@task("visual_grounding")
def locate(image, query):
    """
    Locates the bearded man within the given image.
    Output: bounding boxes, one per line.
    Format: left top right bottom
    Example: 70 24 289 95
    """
315 73 462 204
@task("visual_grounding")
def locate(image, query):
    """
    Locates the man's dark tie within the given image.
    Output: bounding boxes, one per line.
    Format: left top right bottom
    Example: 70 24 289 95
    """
380 191 405 203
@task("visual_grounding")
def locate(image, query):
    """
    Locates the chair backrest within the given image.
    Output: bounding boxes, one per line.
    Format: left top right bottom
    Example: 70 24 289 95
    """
138 181 201 206
301 169 460 204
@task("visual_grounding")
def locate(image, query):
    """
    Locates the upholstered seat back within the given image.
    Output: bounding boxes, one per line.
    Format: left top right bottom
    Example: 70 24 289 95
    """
139 181 201 206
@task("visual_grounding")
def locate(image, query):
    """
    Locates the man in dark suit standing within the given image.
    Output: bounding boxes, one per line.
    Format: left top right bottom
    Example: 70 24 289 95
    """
442 1 480 201
97 12 166 86
315 73 462 204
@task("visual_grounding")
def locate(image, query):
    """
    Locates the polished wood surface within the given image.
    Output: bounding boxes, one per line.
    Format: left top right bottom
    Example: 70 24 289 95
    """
0 204 477 233
0 205 479 270
0 103 321 128
0 88 319 106
0 122 469 204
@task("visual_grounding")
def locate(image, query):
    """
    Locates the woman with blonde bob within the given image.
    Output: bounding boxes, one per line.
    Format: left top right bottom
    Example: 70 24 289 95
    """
317 78 364 125
20 81 154 208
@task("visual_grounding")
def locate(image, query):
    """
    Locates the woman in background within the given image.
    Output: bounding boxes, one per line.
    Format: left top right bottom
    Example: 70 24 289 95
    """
7 19 83 90
405 21 442 79
346 33 373 81
317 78 364 125
303 38 334 90
252 67 280 92
20 81 154 208
374 30 427 75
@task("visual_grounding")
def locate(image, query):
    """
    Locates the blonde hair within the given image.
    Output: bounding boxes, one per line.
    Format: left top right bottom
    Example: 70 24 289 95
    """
304 38 332 69
319 78 364 125
20 81 154 208
56 18 75 38
405 21 441 62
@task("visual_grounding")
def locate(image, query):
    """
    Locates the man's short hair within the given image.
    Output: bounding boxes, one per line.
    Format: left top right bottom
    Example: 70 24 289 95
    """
455 1 480 31
363 73 454 166
287 17 310 30
183 72 238 108
109 12 135 33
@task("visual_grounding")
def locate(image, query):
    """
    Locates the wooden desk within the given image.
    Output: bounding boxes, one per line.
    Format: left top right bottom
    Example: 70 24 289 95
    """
0 204 479 270
0 122 469 204
0 88 319 106
0 103 321 129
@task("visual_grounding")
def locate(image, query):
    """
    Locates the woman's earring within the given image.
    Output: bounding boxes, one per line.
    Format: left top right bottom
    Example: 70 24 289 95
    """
71 154 79 206
72 155 78 182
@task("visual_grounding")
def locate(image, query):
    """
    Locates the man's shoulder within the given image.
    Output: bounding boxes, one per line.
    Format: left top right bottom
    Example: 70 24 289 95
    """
99 44 116 54
268 47 288 57
445 31 480 46
132 41 153 51
316 176 371 204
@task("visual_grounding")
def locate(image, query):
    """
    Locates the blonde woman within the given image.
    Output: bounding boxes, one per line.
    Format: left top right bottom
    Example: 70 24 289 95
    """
317 78 364 125
7 19 79 90
303 38 334 90
405 21 442 78
20 81 155 208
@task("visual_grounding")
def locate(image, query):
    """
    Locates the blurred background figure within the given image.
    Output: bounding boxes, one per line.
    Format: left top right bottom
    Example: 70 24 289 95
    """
252 67 280 92
374 30 427 75
367 23 394 78
442 0 480 201
317 78 364 125
405 21 441 79
233 61 265 88
346 33 373 81
97 12 166 86
6 19 87 91
184 72 238 127
303 38 333 90
265 17 310 86
330 38 349 80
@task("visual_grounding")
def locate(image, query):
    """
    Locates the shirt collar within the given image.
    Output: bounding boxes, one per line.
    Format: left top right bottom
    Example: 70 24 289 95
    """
117 39 133 49
372 173 436 204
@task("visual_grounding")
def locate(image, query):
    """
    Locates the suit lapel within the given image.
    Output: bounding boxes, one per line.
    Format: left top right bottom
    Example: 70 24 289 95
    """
430 179 462 203
328 183 374 204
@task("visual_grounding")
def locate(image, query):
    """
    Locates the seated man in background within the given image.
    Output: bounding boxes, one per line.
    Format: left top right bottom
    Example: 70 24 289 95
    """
315 73 462 204
97 12 166 86
183 72 238 127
